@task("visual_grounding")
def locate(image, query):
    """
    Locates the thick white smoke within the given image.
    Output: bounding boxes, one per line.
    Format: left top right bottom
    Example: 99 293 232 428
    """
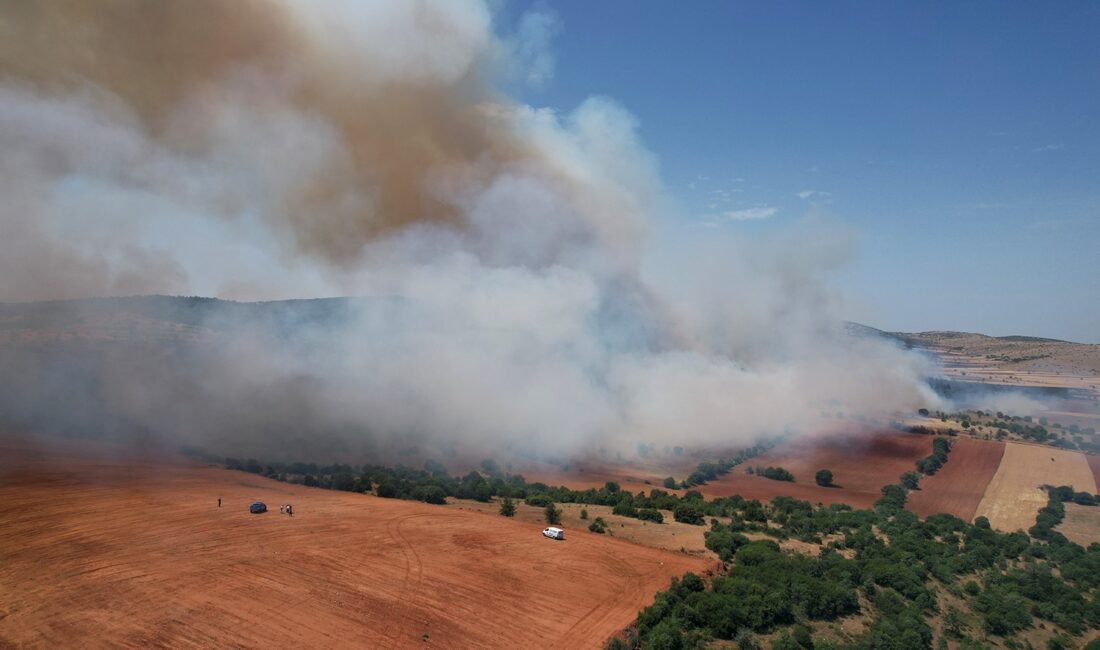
0 1 940 459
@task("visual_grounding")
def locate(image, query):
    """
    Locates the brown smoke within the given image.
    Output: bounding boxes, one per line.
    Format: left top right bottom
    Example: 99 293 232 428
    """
1 0 528 265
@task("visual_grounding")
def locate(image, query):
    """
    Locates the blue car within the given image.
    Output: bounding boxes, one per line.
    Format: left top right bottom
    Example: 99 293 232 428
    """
249 501 267 514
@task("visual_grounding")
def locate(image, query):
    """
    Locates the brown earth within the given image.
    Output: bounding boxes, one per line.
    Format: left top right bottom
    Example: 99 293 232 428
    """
695 432 933 509
1089 454 1100 489
974 442 1098 533
907 438 1005 521
0 440 704 649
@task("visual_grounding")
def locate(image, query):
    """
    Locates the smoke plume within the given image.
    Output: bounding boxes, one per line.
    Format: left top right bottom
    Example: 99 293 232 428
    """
0 1 939 460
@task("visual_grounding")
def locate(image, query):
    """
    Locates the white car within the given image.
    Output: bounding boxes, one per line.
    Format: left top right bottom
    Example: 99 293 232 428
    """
542 526 565 540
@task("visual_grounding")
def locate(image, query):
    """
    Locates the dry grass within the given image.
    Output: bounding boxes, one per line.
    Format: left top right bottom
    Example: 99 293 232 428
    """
1057 503 1100 547
974 442 1097 532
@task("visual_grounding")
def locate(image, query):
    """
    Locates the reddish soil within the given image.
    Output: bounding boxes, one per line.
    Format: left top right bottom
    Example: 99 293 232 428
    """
906 438 1005 521
0 439 704 649
695 432 933 509
1089 454 1100 491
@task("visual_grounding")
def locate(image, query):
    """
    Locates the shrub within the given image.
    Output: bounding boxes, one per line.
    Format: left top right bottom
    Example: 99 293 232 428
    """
376 480 398 498
544 502 562 525
637 508 664 524
499 496 516 517
580 508 588 520
815 469 834 487
900 471 921 491
589 516 608 534
663 476 678 490
525 494 554 507
674 503 705 525
412 485 447 505
761 467 795 482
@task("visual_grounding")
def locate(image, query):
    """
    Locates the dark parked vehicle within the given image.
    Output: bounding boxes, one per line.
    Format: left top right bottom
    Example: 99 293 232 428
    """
249 501 267 514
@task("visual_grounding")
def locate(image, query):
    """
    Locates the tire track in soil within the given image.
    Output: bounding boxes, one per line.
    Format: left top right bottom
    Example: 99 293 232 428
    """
558 547 646 648
384 512 431 649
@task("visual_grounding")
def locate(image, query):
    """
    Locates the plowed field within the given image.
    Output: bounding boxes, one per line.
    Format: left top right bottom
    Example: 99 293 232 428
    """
907 438 1004 521
0 441 704 649
696 432 932 509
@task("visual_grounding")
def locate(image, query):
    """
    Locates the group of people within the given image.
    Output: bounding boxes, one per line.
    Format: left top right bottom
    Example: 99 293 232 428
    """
215 497 292 516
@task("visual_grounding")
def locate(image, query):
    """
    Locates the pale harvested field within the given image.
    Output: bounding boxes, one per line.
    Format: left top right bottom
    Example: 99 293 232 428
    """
1057 503 1100 547
0 440 704 649
974 442 1098 533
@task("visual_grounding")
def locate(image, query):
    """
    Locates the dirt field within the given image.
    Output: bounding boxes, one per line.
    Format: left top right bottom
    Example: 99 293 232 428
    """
0 440 704 649
1057 503 1100 547
1089 454 1100 490
696 432 932 510
974 442 1098 533
907 438 1005 521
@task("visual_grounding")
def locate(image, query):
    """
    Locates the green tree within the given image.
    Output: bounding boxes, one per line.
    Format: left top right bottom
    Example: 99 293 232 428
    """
663 476 678 490
544 502 562 525
815 469 834 487
499 496 516 517
589 516 608 534
674 503 705 525
943 605 966 637
580 507 589 520
900 471 921 490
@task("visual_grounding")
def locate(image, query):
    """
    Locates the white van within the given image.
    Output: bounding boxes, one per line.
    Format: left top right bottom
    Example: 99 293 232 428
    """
542 526 565 540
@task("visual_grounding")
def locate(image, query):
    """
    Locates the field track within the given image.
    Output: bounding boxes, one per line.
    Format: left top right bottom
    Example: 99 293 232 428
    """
0 439 704 648
907 438 1004 521
974 442 1098 533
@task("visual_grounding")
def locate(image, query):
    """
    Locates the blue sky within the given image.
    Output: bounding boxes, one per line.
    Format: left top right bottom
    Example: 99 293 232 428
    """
502 1 1100 342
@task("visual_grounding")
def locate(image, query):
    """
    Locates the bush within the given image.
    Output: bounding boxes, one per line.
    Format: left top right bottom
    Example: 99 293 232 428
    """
525 494 554 507
580 508 589 520
376 480 398 498
637 508 665 524
499 496 516 517
900 471 921 491
663 476 678 490
544 502 562 525
674 503 705 525
412 485 447 505
589 516 608 534
815 469 834 487
761 467 795 482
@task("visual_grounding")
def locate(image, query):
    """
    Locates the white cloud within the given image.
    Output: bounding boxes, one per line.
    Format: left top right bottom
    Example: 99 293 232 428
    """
725 206 777 221
797 190 832 203
1031 143 1064 153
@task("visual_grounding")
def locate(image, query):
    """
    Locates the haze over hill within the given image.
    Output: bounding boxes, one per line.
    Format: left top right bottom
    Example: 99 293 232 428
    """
0 295 938 460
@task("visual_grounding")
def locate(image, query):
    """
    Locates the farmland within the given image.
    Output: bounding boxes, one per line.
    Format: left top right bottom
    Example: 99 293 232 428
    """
906 437 1005 521
0 439 704 649
974 442 1098 533
692 432 932 510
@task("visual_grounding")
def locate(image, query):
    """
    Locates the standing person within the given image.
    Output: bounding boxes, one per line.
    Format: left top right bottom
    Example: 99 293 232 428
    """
287 504 293 516
217 497 221 508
